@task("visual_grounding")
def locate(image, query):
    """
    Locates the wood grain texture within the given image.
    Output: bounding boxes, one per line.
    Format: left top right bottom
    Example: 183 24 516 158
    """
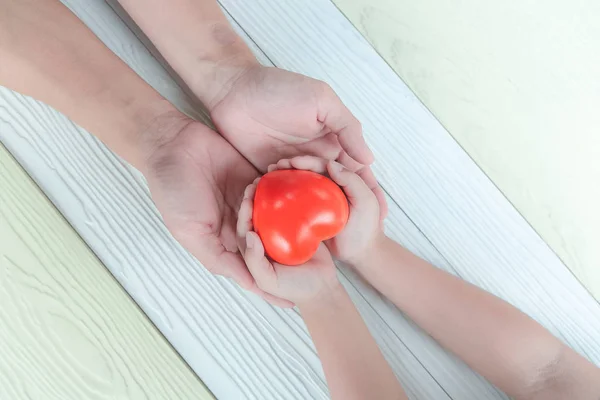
0 144 213 400
332 0 600 299
0 0 599 399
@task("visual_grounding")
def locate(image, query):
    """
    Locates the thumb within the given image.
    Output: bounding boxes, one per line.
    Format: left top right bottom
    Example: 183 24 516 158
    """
327 161 374 208
244 232 277 288
317 84 374 165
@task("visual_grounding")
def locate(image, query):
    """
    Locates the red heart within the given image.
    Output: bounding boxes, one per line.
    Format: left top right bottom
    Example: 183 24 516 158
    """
253 169 349 266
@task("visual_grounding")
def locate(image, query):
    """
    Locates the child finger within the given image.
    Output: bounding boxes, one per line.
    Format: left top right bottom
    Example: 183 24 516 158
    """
276 159 293 170
354 166 388 219
289 155 329 174
236 197 254 253
244 183 258 200
355 165 380 194
327 160 374 207
336 150 363 172
244 231 277 288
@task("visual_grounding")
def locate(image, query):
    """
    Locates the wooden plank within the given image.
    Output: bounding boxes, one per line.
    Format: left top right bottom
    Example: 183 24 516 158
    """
332 0 600 299
0 143 213 399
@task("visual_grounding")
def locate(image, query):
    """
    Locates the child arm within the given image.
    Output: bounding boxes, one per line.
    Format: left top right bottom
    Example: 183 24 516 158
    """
353 237 600 400
297 277 406 400
321 157 600 400
237 183 406 400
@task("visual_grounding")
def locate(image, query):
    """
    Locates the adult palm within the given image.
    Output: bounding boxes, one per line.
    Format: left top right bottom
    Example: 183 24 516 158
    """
210 66 387 218
145 120 290 306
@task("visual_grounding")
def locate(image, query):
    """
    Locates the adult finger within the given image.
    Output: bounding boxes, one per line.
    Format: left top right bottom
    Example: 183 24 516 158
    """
294 132 341 162
317 83 374 165
244 231 277 289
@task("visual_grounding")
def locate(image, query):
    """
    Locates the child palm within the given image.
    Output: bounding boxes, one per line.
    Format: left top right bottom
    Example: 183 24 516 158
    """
266 156 382 265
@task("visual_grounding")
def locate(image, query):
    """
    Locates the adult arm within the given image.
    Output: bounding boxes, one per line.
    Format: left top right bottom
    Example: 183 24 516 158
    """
0 0 276 292
115 0 255 109
0 0 186 172
115 0 386 216
354 236 600 400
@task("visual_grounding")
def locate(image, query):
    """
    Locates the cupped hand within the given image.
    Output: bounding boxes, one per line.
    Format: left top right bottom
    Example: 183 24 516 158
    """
237 181 339 306
267 156 383 266
143 120 292 307
209 65 387 220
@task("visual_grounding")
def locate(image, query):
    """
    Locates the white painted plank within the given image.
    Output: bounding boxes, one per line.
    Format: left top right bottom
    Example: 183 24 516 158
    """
217 0 600 362
0 1 504 398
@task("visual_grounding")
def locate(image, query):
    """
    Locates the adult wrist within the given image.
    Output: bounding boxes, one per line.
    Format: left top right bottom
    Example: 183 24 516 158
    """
185 23 260 111
134 103 194 175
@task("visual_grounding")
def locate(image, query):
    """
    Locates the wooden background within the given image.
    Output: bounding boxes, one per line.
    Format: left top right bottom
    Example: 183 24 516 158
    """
0 0 599 399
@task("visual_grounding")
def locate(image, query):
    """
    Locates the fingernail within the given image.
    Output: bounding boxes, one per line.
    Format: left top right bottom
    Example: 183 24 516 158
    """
246 233 254 249
329 161 344 173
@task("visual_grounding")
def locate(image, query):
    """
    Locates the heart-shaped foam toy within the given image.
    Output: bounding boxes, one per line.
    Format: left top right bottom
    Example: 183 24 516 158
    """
253 169 349 266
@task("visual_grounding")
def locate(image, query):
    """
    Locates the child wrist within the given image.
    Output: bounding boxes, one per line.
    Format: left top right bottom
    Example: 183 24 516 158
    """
296 280 345 310
342 232 388 270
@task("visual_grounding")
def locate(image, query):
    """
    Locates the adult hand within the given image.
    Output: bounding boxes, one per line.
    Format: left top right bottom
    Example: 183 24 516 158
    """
144 119 291 307
209 65 388 219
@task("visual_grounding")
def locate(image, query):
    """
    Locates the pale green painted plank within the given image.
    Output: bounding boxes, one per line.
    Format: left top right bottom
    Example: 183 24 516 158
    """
0 144 213 400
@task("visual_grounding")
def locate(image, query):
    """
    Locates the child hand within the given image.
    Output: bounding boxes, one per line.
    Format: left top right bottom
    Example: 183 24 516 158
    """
267 156 383 266
237 181 341 307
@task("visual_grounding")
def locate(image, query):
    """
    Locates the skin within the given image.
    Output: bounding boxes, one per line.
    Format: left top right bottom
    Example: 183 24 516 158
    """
252 155 600 400
236 178 406 400
116 0 388 216
0 0 385 306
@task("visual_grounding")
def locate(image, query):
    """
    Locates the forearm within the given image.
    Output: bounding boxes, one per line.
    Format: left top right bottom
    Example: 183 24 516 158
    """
116 0 259 110
298 283 406 400
355 235 600 399
0 0 186 171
